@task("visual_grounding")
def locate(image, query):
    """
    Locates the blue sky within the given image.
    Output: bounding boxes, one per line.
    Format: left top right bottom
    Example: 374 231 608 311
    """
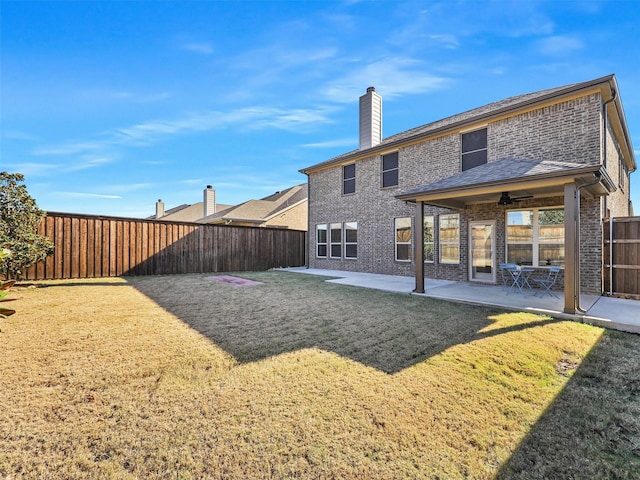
2 0 639 218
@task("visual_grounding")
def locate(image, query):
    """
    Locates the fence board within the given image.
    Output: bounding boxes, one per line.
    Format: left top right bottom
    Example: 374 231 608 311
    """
21 212 306 280
603 216 640 295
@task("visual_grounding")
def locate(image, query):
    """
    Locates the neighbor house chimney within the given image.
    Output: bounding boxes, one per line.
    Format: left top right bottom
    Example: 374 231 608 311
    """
156 199 165 219
203 185 216 218
359 86 382 150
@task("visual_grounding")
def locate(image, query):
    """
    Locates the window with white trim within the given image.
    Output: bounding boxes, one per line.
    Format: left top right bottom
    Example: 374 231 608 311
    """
506 208 564 267
423 215 435 263
330 223 342 258
395 217 412 262
439 214 460 264
316 224 327 257
344 222 358 259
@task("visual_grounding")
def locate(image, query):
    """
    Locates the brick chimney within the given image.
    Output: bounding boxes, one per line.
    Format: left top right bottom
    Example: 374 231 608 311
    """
203 185 216 218
359 86 382 150
156 199 165 219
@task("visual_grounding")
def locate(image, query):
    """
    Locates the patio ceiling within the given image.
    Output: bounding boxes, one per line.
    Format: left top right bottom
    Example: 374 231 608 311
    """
396 158 616 209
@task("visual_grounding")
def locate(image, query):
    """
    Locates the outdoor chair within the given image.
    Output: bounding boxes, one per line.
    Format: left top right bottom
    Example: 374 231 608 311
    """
499 263 518 292
532 266 561 298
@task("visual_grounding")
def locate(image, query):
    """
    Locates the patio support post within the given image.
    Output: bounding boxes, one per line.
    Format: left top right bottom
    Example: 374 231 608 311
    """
564 182 578 314
414 201 425 293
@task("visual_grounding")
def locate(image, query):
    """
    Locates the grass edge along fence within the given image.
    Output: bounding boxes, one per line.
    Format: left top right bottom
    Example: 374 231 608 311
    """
22 212 307 280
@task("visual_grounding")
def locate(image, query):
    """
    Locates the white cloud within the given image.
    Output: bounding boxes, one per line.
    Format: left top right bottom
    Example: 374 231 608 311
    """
537 35 584 56
324 58 451 103
428 34 460 49
81 89 171 103
2 162 61 177
67 156 116 172
34 103 338 159
103 183 154 194
182 42 214 55
302 138 356 148
55 192 122 199
2 130 38 141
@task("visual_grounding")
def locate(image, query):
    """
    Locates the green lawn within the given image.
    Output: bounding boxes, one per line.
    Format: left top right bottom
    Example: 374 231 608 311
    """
1 271 638 479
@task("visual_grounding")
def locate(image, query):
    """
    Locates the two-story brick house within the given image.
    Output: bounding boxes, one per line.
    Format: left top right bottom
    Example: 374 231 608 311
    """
301 75 636 314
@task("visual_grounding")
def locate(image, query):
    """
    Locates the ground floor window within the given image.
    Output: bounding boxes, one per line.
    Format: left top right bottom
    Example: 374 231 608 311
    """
317 222 357 260
344 222 358 259
506 207 564 267
316 224 327 257
395 217 412 261
423 215 435 263
330 223 342 258
439 214 460 264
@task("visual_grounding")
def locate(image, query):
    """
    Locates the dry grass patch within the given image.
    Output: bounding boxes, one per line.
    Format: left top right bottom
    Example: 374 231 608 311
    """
0 271 638 479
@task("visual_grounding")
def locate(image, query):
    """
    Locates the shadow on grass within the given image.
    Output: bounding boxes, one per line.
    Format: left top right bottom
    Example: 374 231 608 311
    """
496 329 640 480
127 270 564 374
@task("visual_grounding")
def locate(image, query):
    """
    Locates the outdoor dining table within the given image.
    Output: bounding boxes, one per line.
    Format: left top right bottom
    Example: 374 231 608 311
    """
507 266 535 295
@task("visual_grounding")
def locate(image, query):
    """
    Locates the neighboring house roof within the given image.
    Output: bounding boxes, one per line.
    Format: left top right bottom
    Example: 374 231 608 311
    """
301 74 636 174
198 184 308 224
148 202 233 222
396 158 616 209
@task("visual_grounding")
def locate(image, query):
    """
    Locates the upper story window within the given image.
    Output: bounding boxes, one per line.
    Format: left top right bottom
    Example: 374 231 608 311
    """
461 128 487 171
617 143 627 192
381 152 399 188
343 164 356 195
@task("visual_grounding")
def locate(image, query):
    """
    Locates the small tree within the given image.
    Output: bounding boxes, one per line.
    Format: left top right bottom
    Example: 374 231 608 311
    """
0 172 54 279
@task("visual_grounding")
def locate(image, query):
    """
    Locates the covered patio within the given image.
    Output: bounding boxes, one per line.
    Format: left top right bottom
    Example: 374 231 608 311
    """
395 158 616 315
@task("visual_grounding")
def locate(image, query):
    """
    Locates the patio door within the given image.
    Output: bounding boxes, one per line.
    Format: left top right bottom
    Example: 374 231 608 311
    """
469 221 495 283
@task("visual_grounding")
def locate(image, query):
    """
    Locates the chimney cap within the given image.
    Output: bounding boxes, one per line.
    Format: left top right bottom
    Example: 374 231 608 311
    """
366 86 376 93
206 185 213 189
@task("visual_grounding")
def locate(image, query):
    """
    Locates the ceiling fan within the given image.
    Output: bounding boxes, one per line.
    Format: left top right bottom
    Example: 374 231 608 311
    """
498 191 533 205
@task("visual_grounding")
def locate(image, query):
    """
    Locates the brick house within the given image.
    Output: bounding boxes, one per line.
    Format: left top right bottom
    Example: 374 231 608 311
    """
151 184 308 231
301 75 636 314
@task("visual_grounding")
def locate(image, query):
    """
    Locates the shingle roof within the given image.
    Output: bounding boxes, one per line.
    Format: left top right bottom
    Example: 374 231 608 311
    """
198 183 307 223
301 75 615 173
397 158 590 198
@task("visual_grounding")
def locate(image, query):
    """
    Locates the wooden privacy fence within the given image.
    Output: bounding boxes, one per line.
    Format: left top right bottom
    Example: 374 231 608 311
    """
603 216 640 296
23 212 307 281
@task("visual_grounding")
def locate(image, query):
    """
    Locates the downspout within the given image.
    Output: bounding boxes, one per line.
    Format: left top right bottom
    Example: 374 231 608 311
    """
574 171 603 314
602 88 616 169
602 88 617 295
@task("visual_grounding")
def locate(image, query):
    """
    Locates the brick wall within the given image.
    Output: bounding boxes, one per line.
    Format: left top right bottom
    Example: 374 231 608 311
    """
308 91 610 293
